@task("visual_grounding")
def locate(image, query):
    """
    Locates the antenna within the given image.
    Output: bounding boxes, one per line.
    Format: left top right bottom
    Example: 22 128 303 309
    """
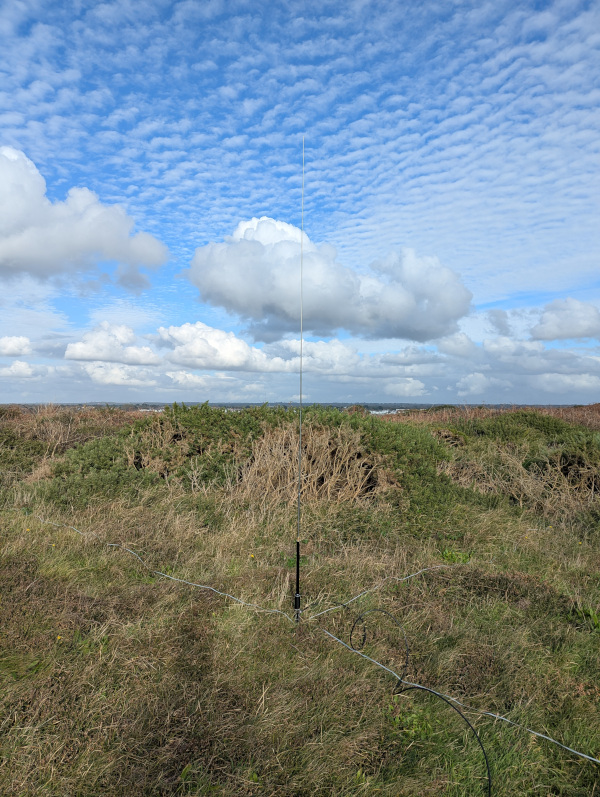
294 136 304 623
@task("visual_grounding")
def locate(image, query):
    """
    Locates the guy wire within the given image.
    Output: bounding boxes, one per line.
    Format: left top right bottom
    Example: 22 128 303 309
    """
16 510 600 774
295 136 305 622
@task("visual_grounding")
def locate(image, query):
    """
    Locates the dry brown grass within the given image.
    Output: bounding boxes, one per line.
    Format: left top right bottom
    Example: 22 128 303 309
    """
1 405 600 795
437 444 599 518
382 403 600 431
1 404 146 455
234 423 397 507
536 403 600 430
380 406 506 425
382 405 600 524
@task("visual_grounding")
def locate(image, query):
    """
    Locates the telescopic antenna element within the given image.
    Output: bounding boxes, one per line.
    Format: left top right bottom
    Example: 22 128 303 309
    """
294 136 304 623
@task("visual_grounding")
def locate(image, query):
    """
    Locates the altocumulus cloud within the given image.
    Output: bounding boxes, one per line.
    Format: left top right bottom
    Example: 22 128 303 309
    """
186 217 472 342
0 148 168 286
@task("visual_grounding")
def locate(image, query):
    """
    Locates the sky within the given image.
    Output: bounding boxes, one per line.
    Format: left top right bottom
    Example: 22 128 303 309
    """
1 0 599 405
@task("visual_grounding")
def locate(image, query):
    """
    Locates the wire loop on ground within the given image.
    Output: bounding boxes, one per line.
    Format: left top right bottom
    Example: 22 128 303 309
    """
11 507 600 788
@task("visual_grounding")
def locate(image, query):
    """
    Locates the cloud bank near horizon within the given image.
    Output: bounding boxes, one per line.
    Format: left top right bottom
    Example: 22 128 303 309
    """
7 308 596 405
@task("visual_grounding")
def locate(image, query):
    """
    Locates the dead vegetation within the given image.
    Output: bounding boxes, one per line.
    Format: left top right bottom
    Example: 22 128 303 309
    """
1 404 146 456
233 422 397 506
383 403 600 431
382 405 600 524
1 404 599 795
381 405 507 425
0 406 146 491
437 443 600 517
539 403 600 431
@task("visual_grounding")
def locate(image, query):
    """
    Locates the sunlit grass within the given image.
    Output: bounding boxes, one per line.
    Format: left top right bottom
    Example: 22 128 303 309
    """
0 404 599 795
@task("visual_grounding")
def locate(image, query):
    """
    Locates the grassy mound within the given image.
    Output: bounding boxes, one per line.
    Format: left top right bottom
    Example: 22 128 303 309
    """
0 404 599 795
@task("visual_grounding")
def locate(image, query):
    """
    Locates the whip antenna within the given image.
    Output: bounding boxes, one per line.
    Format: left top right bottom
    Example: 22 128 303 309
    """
294 136 304 623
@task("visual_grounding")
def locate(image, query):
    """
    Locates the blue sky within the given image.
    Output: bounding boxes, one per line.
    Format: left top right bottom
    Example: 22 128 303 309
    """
1 0 599 404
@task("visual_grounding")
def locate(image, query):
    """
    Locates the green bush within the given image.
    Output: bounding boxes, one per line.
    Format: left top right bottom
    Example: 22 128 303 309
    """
0 430 47 485
39 437 159 509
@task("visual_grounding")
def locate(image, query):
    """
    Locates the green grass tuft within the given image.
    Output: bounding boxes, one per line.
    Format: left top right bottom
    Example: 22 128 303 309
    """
0 404 599 795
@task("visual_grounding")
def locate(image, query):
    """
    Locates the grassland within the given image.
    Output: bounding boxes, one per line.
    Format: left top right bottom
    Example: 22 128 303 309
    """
0 402 599 796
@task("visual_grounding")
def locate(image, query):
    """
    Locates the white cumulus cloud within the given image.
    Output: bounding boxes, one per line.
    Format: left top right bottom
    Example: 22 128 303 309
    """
0 335 32 356
65 322 160 364
456 371 511 397
186 216 472 342
436 332 478 359
157 321 366 374
157 321 289 371
487 309 512 337
383 378 427 397
531 298 600 340
0 360 36 378
82 362 158 386
265 338 361 374
166 371 236 389
0 147 168 285
533 373 600 394
166 370 213 389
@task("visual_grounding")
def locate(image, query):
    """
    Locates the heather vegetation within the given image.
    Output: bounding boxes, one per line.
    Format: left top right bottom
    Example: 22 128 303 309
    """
1 403 599 796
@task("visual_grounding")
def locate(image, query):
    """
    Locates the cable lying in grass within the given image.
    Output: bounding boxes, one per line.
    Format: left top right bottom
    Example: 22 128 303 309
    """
322 628 600 767
324 627 493 795
26 513 458 624
17 510 600 777
341 607 492 794
29 513 296 622
307 565 453 620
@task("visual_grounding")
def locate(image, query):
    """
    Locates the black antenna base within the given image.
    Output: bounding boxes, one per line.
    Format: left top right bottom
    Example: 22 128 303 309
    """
294 593 301 622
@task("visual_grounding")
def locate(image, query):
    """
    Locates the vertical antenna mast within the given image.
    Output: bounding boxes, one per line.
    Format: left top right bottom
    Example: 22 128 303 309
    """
294 137 304 623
